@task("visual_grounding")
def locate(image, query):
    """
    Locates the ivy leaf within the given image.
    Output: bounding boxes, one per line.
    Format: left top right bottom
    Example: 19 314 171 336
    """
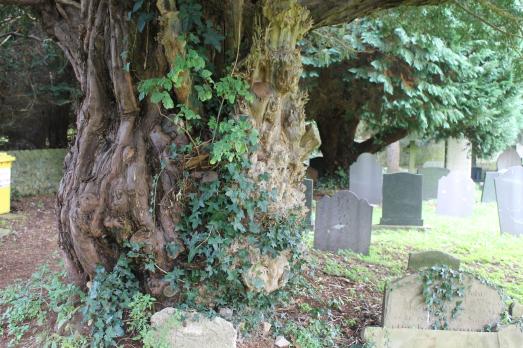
203 23 224 52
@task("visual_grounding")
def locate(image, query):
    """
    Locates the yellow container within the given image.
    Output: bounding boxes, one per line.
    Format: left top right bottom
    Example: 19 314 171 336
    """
0 153 15 214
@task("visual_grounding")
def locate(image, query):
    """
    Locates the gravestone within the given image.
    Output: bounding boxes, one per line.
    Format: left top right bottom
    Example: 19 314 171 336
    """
364 326 523 348
517 144 523 158
407 251 460 271
436 171 474 218
494 166 523 236
471 167 482 182
313 190 372 254
380 173 423 226
418 167 449 201
349 153 383 205
511 303 523 319
304 179 313 227
497 148 521 171
482 171 501 203
382 273 505 331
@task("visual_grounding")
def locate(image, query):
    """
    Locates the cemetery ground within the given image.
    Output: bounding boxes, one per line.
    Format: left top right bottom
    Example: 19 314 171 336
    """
0 192 522 347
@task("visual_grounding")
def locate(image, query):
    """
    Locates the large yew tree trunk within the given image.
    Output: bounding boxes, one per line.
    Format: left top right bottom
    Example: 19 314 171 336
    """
1 0 446 296
307 63 408 174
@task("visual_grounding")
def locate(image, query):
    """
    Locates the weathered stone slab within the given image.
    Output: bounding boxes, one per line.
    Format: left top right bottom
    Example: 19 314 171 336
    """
482 171 501 203
418 167 449 201
349 153 383 205
304 179 313 227
380 173 423 226
363 326 523 348
407 251 460 271
436 171 474 218
495 166 523 236
149 308 237 348
383 273 504 331
497 148 521 171
314 190 372 255
510 302 523 319
498 325 523 347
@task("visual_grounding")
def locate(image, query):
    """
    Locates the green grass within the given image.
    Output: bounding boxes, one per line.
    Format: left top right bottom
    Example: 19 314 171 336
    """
370 192 523 303
8 149 66 197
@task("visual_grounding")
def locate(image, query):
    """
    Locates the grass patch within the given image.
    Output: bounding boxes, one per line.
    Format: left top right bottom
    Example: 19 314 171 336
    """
371 194 523 302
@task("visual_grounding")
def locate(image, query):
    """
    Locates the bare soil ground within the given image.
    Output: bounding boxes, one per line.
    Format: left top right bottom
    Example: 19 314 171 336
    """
0 195 61 289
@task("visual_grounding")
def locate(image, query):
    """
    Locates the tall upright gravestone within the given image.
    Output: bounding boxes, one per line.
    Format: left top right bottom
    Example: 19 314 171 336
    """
497 148 521 171
494 166 523 236
481 171 500 203
380 173 423 226
314 190 372 254
436 171 474 218
418 167 449 200
349 153 383 205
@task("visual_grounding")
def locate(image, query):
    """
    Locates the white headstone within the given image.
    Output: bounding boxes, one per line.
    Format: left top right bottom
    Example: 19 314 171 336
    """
497 148 521 171
349 153 383 205
494 166 523 236
436 171 474 217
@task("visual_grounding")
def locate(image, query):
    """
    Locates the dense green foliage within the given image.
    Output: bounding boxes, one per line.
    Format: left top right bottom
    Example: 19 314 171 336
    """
421 265 465 330
0 5 78 149
302 1 523 159
83 257 140 347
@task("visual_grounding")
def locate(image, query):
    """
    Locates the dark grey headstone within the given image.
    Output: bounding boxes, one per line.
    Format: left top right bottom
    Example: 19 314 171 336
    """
349 153 383 205
407 251 460 271
495 166 523 236
417 167 449 201
436 171 474 218
313 190 373 254
497 148 521 171
380 173 423 226
304 179 313 227
471 167 482 182
481 171 500 203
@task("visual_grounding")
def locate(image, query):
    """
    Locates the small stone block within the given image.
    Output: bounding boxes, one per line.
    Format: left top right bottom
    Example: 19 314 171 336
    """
407 250 460 271
511 303 523 319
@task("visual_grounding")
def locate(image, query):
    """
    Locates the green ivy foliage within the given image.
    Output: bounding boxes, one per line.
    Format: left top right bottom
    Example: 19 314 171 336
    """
165 132 305 307
83 257 140 347
421 265 465 330
135 0 306 314
0 266 85 347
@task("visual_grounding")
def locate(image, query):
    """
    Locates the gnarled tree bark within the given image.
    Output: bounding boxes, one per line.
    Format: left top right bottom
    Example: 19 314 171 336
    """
1 0 446 296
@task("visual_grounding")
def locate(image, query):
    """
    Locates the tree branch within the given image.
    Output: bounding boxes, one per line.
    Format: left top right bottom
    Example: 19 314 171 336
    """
354 128 409 157
299 0 448 28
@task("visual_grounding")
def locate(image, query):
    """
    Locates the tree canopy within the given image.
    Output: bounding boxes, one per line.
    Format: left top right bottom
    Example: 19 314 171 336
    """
302 1 523 170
